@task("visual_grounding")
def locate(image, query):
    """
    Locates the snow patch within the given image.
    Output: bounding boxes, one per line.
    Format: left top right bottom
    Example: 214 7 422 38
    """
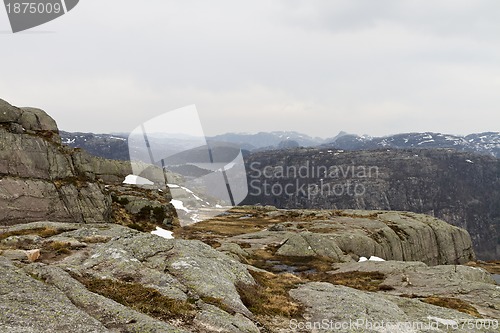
123 175 154 185
358 256 385 262
171 199 190 213
151 227 174 239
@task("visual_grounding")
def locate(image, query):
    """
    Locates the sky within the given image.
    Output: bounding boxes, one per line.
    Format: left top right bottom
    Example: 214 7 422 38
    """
1 0 499 138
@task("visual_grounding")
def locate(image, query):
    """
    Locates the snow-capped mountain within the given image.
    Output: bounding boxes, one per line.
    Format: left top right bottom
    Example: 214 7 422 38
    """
60 130 500 160
322 132 500 158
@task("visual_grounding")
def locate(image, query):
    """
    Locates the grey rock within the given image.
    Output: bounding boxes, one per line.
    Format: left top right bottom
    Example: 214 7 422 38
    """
0 257 108 333
0 249 28 261
290 282 485 333
0 99 21 123
24 263 188 332
0 177 110 225
18 107 58 133
276 232 351 262
164 239 255 317
233 210 475 265
331 260 500 319
194 303 259 333
71 149 132 184
217 242 250 259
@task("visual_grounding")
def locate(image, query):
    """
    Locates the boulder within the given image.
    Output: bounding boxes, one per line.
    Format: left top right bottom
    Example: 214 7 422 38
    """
18 107 58 133
0 99 21 123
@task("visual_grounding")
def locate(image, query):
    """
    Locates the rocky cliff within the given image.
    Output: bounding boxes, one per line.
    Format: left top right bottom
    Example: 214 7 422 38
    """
0 99 135 225
243 148 500 260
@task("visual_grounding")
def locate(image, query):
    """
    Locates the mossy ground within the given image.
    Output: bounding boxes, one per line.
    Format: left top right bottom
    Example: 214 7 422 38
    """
401 294 482 318
74 274 196 322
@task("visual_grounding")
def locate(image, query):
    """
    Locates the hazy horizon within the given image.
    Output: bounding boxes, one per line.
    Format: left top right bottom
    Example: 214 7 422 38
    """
2 1 499 137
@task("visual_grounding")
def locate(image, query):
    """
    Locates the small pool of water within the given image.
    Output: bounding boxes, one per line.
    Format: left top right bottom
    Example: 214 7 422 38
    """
265 260 317 274
492 274 500 284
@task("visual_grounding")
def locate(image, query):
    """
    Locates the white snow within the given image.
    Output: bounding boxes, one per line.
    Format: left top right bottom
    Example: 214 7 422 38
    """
180 186 204 201
167 183 180 188
358 256 385 262
417 139 435 145
123 175 154 185
151 227 174 239
368 256 385 261
466 159 474 163
171 199 190 213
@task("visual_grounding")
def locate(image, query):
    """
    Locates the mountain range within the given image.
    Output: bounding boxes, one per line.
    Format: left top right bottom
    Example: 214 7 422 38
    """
60 130 500 160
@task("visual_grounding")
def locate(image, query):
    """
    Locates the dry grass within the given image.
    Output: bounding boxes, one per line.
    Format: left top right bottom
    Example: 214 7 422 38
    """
401 294 482 318
0 227 61 241
75 275 196 322
200 296 235 314
331 210 380 219
236 270 303 318
111 204 158 232
305 271 394 292
44 241 72 255
422 296 482 318
247 243 334 274
465 260 500 274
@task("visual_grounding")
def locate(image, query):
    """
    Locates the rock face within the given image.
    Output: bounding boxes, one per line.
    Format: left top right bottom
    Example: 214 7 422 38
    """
0 257 108 333
1 222 260 333
244 148 500 260
289 282 496 333
224 209 475 265
0 99 136 225
329 260 500 319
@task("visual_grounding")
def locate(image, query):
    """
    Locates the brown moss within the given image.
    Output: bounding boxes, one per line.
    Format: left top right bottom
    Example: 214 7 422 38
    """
111 203 158 232
0 227 61 241
45 241 72 254
75 275 196 322
247 244 334 274
421 296 482 318
305 271 394 292
399 294 482 318
236 270 303 318
200 296 235 314
465 260 500 274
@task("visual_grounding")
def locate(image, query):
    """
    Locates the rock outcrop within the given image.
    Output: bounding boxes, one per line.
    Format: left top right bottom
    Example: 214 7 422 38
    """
1 221 260 332
0 98 157 225
289 282 496 333
222 208 475 265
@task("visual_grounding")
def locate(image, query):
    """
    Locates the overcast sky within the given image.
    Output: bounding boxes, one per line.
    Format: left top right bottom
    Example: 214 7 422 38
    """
1 0 499 138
